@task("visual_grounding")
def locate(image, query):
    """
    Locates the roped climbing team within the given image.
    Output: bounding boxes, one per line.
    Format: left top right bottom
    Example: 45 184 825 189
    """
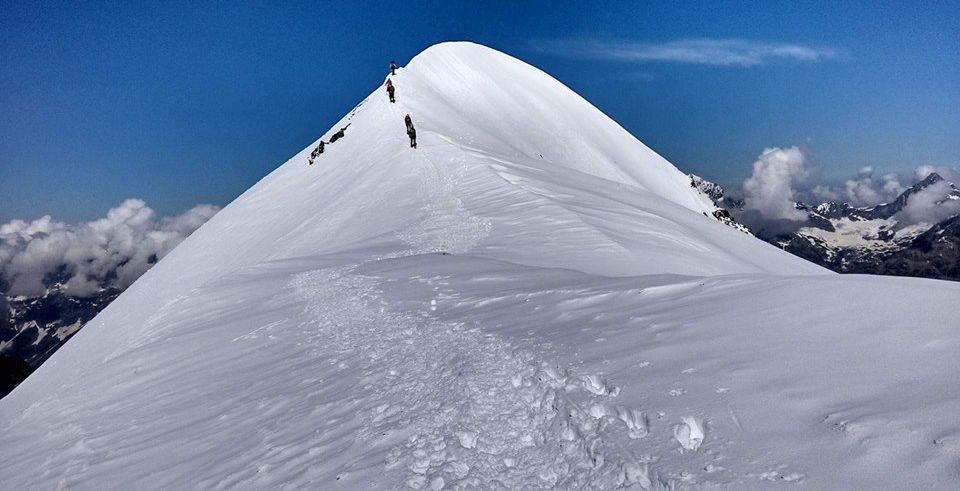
310 60 416 164
388 60 417 149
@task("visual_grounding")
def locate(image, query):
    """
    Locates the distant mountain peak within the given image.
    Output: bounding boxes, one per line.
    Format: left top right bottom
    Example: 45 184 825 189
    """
916 171 944 187
687 172 960 281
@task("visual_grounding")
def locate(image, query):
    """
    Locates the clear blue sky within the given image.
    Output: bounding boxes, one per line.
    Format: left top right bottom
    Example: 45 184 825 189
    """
2 0 958 222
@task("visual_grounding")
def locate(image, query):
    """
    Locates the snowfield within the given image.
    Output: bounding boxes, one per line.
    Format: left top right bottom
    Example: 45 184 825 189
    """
1 42 958 489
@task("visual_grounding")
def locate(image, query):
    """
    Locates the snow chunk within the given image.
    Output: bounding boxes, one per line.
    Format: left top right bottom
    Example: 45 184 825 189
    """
673 416 705 452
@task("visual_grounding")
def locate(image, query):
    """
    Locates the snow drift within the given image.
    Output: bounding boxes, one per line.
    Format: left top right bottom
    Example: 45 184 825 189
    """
1 42 958 490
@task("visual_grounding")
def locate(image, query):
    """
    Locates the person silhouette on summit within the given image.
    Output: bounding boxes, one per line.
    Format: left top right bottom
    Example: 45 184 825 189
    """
386 79 396 103
404 114 417 149
390 60 398 76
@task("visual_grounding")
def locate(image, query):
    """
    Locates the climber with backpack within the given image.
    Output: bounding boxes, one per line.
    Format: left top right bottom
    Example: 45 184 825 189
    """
329 125 349 144
308 140 325 165
390 60 398 76
404 114 417 149
386 79 396 103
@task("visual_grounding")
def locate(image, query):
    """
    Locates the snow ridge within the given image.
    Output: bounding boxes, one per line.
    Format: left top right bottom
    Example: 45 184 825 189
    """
1 42 958 491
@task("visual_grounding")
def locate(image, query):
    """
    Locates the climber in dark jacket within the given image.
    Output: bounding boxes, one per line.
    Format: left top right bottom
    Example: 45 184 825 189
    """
405 114 417 149
407 125 417 149
386 79 396 103
390 60 398 75
329 125 348 143
308 141 325 165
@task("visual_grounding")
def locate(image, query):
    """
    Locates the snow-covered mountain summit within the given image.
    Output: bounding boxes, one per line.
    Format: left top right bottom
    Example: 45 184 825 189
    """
1 42 958 490
141 40 816 285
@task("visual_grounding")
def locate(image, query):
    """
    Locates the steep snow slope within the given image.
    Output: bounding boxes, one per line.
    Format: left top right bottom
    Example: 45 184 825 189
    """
2 42 958 489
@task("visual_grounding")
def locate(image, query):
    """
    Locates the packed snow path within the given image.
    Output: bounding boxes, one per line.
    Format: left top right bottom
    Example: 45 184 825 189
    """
2 42 959 490
291 265 652 489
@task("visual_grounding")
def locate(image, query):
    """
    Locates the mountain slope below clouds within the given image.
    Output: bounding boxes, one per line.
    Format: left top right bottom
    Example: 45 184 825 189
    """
692 172 960 282
1 42 957 490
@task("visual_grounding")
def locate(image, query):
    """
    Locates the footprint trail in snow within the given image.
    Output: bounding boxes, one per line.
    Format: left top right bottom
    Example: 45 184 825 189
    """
291 266 654 489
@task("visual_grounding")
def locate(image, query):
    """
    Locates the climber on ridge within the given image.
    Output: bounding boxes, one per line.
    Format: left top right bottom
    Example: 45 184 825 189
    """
390 60 398 76
308 140 325 165
329 124 349 144
386 79 396 103
404 114 417 149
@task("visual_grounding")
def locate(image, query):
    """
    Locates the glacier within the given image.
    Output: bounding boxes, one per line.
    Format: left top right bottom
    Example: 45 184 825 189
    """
1 42 958 489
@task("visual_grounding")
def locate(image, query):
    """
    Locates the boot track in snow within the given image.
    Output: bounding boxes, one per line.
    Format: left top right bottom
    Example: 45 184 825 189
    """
291 264 655 489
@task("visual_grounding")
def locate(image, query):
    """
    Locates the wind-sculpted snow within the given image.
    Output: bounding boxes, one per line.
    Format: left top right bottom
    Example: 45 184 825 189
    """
1 42 958 489
291 265 652 489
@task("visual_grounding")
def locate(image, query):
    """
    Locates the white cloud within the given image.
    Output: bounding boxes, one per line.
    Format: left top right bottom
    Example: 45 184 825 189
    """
915 165 960 182
534 38 839 67
844 178 881 205
735 144 959 230
742 146 809 221
811 184 842 202
896 180 960 225
881 173 904 195
0 200 219 297
844 170 904 206
810 168 905 207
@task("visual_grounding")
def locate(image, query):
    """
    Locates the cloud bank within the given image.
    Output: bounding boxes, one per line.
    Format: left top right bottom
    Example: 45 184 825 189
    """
810 166 906 207
0 200 219 297
733 146 959 231
742 146 809 221
897 180 960 225
534 38 839 67
915 165 960 183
